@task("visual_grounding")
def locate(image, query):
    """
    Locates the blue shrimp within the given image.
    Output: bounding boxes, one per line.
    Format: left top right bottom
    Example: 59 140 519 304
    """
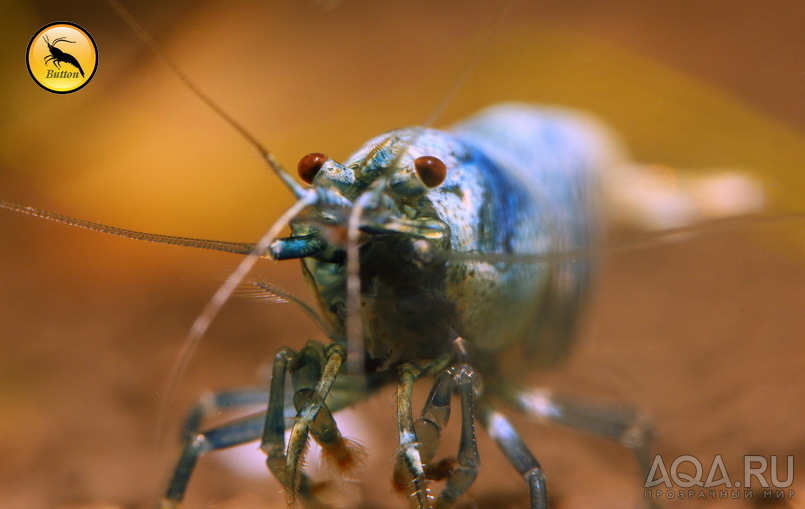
2 101 757 508
4 4 776 508
158 103 659 509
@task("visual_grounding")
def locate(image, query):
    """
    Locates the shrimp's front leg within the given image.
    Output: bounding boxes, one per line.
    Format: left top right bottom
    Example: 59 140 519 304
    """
478 404 548 509
266 342 349 508
395 363 431 508
433 364 480 509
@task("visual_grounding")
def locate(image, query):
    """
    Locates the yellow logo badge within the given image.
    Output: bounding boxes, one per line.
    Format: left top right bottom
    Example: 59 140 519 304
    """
27 22 98 93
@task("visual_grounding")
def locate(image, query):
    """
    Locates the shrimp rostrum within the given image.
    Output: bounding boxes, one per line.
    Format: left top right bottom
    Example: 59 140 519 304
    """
160 103 666 509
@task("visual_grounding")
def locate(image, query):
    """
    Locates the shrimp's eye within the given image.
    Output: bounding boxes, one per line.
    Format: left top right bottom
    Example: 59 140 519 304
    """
413 155 447 188
297 153 328 184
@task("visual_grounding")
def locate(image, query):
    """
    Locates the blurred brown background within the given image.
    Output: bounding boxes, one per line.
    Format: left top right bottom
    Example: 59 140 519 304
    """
0 0 803 508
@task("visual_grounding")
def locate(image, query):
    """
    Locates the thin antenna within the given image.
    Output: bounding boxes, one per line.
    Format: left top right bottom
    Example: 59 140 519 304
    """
442 212 805 265
105 0 306 199
421 1 514 128
244 279 336 338
99 0 318 449
153 191 317 449
344 182 382 375
0 201 256 254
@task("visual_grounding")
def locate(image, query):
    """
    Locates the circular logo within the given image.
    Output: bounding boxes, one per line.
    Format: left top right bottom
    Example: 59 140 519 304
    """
27 22 98 93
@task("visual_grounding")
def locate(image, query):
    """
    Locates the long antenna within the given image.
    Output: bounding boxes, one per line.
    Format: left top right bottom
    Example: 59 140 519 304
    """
0 201 256 254
153 192 317 451
420 1 514 128
442 212 805 264
105 0 306 199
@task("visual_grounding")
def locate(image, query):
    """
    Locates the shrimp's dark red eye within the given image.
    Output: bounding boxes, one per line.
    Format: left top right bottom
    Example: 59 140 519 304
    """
297 153 328 184
413 155 447 188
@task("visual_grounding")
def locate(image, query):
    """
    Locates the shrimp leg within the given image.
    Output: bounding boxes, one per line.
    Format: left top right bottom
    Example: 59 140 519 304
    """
433 364 481 509
508 388 654 483
280 342 347 507
478 404 548 509
162 411 267 507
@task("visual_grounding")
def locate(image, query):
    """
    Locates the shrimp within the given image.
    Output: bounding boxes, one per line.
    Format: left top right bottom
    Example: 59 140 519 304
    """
42 34 85 77
0 1 802 507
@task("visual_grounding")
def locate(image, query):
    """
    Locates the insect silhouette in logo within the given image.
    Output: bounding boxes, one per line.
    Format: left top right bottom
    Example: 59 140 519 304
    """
43 34 85 77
